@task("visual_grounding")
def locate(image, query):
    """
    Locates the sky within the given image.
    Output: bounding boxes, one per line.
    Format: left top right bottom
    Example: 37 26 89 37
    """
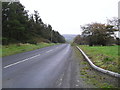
20 0 119 35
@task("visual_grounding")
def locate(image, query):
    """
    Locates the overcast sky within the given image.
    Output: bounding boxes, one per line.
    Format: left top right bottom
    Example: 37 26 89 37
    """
20 0 119 35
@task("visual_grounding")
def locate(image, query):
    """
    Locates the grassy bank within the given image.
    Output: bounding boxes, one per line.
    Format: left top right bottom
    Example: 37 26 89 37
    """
78 45 119 73
1 43 57 57
74 46 118 88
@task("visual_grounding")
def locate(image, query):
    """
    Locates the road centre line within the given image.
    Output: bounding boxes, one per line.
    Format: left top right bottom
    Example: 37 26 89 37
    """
3 54 41 69
4 48 56 69
46 49 53 53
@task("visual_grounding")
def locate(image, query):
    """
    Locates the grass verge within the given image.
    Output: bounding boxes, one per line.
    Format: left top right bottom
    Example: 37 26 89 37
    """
78 45 119 73
73 46 119 88
1 42 57 57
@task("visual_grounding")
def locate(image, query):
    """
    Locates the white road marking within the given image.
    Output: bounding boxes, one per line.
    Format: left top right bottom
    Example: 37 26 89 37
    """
77 80 80 82
4 48 55 69
46 49 53 53
60 78 62 81
58 82 62 86
4 54 41 69
75 85 79 87
56 73 64 86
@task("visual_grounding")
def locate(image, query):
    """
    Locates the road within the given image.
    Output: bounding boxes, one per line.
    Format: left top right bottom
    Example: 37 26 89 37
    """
4 44 113 88
3 44 78 88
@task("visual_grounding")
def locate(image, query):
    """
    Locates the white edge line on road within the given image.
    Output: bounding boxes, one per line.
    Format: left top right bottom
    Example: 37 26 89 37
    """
75 85 79 87
3 54 41 69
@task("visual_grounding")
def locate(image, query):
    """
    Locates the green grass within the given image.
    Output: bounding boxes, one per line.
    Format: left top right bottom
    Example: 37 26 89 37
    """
73 46 118 88
78 45 119 73
0 42 57 57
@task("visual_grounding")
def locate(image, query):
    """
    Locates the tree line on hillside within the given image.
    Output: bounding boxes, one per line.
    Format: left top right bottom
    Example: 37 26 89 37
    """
2 2 65 45
74 17 120 46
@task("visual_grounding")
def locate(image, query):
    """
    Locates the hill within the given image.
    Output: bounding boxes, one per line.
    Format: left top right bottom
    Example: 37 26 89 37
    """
62 34 78 42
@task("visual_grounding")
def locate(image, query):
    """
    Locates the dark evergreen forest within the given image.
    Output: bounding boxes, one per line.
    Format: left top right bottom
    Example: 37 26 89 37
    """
2 2 65 45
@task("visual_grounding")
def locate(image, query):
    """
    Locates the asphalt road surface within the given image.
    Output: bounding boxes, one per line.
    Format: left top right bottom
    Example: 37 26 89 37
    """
2 43 119 88
3 44 79 88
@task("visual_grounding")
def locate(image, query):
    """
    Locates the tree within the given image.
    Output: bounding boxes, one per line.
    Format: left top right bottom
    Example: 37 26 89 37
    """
2 2 29 44
81 23 116 46
73 35 81 44
107 17 118 30
73 35 88 45
2 2 66 45
107 17 120 45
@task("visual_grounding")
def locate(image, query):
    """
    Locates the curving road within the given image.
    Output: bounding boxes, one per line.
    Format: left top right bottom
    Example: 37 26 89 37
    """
3 44 74 88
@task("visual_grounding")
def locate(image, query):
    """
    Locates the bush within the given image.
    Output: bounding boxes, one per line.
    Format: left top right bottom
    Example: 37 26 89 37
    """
2 37 9 45
27 40 37 45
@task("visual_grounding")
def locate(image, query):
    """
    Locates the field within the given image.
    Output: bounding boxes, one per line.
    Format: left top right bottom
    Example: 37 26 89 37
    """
78 45 119 73
0 43 57 57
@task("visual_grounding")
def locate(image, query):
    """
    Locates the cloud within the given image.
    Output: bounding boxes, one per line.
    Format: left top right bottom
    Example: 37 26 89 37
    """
20 0 119 34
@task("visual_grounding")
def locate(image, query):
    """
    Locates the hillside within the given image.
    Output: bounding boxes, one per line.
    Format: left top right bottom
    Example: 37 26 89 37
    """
62 34 78 42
